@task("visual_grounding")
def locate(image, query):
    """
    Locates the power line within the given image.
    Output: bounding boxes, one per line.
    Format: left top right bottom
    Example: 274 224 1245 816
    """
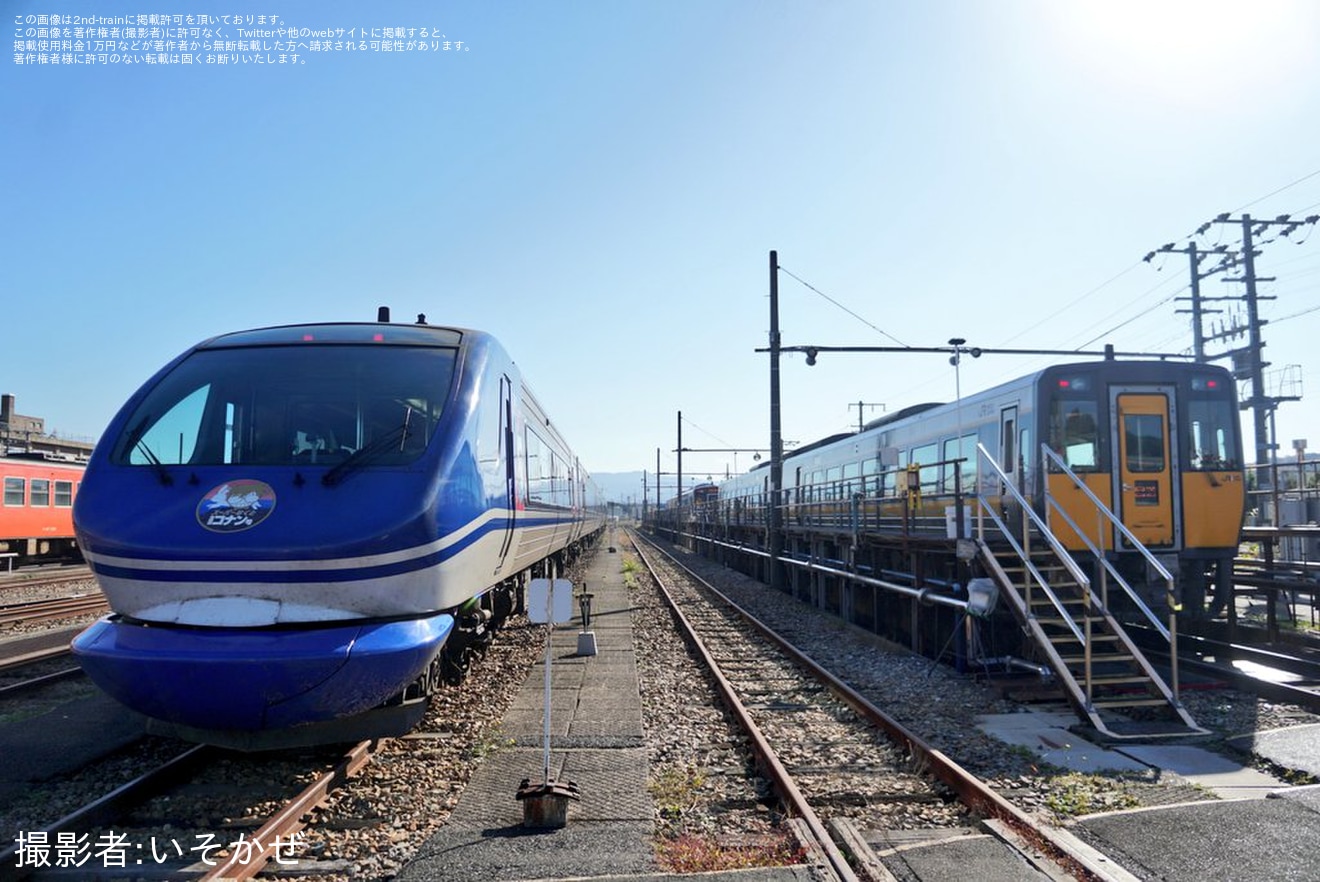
777 265 908 347
1232 168 1320 214
997 261 1144 346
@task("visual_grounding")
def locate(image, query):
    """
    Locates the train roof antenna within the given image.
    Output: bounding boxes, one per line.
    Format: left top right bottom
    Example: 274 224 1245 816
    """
377 306 390 323
417 313 427 324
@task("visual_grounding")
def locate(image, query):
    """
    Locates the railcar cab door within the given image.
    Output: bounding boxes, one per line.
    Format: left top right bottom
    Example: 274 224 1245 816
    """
999 406 1019 490
495 375 516 574
1111 386 1180 549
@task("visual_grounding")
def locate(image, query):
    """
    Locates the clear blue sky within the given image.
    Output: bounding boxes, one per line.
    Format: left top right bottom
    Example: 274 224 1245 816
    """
7 1 1320 501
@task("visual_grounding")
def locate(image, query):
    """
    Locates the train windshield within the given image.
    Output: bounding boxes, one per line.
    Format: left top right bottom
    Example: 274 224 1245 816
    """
1048 400 1101 471
1186 397 1240 470
110 345 457 468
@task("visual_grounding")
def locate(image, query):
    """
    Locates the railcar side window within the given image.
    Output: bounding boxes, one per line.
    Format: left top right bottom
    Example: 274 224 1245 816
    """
54 481 74 506
942 434 977 492
1049 401 1099 470
3 477 24 506
912 443 939 491
30 479 50 507
1188 399 1240 470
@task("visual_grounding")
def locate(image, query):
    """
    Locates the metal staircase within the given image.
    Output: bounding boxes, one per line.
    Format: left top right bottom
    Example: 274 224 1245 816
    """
972 445 1205 740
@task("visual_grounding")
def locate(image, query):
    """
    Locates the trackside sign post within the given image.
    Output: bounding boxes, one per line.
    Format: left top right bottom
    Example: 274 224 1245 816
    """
518 578 580 826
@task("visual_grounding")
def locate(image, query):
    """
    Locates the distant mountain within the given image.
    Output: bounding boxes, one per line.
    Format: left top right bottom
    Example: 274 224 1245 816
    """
591 471 649 505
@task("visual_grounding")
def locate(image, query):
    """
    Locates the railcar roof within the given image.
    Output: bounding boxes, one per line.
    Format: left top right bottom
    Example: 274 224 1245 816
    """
198 323 469 349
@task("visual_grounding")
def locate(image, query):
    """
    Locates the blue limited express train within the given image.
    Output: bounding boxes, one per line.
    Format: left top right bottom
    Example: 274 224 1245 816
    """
72 312 603 748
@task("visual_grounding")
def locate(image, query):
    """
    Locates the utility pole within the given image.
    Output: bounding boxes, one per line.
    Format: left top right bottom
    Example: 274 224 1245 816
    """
1201 213 1315 467
768 250 784 591
676 410 683 507
849 401 886 433
1145 242 1235 362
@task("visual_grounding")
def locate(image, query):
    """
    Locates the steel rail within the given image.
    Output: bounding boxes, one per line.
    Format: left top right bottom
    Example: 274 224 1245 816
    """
634 530 1124 882
631 539 858 882
0 594 109 625
0 746 214 879
198 739 377 881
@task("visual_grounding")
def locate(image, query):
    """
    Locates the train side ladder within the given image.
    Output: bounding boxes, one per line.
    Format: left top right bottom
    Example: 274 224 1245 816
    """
971 443 1205 740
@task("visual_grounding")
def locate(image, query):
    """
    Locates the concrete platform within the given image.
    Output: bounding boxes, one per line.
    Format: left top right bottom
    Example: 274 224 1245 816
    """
1073 785 1320 882
978 706 1320 880
977 706 1288 799
1227 722 1320 779
398 537 832 882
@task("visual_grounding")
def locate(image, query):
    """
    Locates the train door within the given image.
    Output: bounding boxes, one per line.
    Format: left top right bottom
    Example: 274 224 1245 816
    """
999 406 1019 489
496 376 517 573
1110 388 1180 549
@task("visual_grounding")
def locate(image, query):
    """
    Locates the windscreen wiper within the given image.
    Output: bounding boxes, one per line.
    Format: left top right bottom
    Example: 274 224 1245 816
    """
123 418 173 486
322 407 413 487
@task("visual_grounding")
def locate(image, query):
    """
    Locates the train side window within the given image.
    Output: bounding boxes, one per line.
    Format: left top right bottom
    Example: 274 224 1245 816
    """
843 462 860 496
827 466 842 499
54 481 74 507
30 479 50 507
3 477 24 506
912 443 939 491
942 434 977 492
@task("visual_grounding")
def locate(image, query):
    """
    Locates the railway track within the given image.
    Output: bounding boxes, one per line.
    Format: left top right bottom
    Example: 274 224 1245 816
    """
0 594 108 627
0 566 95 594
0 740 378 881
631 531 1105 882
1126 622 1320 714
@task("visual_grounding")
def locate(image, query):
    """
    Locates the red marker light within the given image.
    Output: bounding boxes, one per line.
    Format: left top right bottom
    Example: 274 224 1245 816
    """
373 333 384 342
302 334 315 341
1058 379 1071 388
1207 380 1218 388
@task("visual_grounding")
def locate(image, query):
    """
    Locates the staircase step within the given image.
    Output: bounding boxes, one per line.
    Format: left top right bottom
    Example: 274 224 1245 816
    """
1091 698 1170 709
1059 654 1135 665
1083 675 1152 686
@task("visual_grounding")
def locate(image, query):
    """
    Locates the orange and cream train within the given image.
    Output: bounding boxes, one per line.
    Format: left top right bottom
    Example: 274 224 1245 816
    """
717 358 1246 613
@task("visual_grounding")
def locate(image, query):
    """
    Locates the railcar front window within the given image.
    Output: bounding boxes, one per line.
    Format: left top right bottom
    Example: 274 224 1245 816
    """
1050 401 1100 470
1188 399 1240 470
111 346 457 468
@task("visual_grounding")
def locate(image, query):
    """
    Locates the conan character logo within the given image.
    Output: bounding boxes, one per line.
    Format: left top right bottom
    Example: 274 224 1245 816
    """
197 480 277 532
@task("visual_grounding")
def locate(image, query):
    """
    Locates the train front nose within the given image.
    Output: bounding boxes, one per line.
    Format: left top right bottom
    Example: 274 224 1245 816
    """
72 613 455 731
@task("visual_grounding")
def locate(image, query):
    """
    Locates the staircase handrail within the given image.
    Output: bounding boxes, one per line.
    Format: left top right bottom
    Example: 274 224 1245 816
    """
975 443 1089 642
1040 445 1175 641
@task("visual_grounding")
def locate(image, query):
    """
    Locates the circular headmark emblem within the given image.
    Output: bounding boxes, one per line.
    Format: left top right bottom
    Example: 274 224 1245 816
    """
197 480 278 533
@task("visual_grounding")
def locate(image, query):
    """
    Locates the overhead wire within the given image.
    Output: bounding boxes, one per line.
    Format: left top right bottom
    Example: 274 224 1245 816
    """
777 265 909 347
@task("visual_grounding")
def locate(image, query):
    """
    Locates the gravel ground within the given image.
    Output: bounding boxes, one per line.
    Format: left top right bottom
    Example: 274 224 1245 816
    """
7 535 1318 880
651 536 1320 822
